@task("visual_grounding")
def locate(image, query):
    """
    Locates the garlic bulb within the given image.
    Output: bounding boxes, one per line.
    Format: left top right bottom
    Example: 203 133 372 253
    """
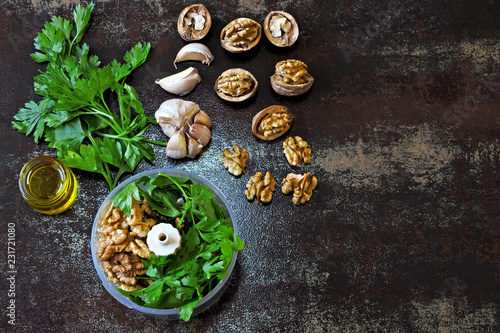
155 67 201 96
155 99 212 159
174 43 214 68
155 99 200 137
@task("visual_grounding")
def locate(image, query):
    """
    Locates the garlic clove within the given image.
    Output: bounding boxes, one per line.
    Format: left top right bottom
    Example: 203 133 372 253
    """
155 99 200 137
188 123 211 146
155 67 201 96
166 131 187 159
194 110 211 128
186 134 204 158
174 43 214 68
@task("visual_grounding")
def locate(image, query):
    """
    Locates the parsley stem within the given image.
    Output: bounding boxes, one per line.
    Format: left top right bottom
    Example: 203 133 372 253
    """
88 134 114 189
96 132 169 147
141 138 169 147
159 173 190 225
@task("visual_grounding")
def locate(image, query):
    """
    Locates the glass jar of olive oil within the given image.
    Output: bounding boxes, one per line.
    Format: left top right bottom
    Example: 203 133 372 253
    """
19 156 78 214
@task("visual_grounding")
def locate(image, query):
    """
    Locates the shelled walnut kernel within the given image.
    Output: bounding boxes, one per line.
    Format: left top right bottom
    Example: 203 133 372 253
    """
283 136 311 166
245 171 276 204
222 144 250 176
97 198 156 291
282 173 318 205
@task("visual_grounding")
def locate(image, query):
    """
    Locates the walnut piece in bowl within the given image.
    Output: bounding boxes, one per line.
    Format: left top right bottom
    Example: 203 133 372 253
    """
263 11 299 47
220 18 261 53
177 4 212 41
271 59 314 96
215 68 258 102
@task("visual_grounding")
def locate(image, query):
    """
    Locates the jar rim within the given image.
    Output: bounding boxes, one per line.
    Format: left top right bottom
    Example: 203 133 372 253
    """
18 156 71 205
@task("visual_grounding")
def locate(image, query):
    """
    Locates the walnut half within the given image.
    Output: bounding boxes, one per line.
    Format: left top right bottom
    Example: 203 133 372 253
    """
252 105 293 141
222 144 250 176
245 172 276 204
263 11 299 47
220 17 261 53
282 173 318 205
215 68 258 102
283 136 311 166
177 4 212 41
271 59 314 96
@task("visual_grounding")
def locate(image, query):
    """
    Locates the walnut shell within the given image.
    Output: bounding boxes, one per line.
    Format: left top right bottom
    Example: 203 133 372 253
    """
215 68 258 102
263 11 299 47
252 105 293 140
177 4 212 41
220 18 261 53
270 59 314 96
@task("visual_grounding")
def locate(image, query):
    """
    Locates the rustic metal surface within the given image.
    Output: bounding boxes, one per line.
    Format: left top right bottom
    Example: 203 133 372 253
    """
1 0 499 332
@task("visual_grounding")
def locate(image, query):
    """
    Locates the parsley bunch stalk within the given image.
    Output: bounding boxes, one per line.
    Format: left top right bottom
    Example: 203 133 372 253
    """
12 2 167 190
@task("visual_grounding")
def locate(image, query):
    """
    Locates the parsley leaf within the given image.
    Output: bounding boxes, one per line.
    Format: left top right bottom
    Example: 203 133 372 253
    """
12 2 167 190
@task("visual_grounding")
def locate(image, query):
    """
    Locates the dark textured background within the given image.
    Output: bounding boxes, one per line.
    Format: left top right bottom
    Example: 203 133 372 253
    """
1 0 499 332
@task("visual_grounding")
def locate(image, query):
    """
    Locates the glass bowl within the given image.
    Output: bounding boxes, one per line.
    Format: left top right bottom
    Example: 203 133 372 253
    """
91 169 238 318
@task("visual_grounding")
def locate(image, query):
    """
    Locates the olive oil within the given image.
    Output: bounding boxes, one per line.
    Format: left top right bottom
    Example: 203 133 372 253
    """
19 156 78 214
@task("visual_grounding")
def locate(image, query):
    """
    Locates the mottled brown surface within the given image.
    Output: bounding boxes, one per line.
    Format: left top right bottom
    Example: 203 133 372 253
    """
1 0 499 332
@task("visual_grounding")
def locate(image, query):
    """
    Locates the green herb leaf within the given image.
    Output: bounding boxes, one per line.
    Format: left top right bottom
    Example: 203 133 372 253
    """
13 3 161 190
179 300 199 322
112 181 141 216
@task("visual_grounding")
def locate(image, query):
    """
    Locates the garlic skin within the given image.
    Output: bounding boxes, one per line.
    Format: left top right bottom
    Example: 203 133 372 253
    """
155 99 212 159
174 43 214 68
155 67 201 96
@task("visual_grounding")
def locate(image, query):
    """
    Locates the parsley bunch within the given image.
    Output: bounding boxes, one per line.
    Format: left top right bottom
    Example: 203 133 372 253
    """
12 3 166 189
112 173 244 321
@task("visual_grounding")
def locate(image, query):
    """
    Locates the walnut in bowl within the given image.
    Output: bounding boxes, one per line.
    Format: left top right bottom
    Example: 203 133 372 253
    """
220 18 261 53
215 68 258 102
263 11 299 47
177 4 212 41
270 59 314 96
